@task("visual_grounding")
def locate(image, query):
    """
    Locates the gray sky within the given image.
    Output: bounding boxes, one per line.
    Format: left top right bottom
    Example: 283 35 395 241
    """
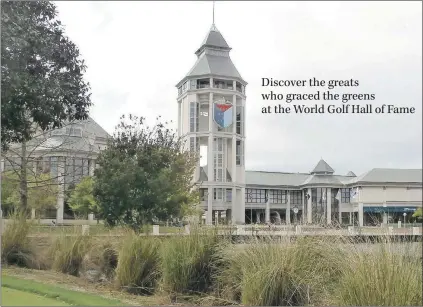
55 1 422 176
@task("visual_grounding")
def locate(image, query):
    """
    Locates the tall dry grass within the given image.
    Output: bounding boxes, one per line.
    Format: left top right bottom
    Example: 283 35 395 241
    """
115 232 161 294
81 238 119 282
333 238 422 306
160 227 224 296
1 212 40 268
217 236 345 306
217 234 422 306
50 232 91 276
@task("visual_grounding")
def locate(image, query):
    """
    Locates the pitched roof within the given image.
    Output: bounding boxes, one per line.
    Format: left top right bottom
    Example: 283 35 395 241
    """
352 168 422 184
177 25 245 87
245 171 310 187
195 24 231 55
346 171 356 177
301 174 343 186
311 159 335 174
185 53 243 80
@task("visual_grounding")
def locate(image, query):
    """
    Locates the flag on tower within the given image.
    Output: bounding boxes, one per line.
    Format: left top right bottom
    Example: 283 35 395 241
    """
214 100 233 128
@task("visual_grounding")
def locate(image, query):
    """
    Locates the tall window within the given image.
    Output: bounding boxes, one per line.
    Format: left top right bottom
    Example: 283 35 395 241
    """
189 102 199 132
245 189 266 203
269 190 286 204
311 188 326 223
236 140 243 166
341 188 351 203
290 190 302 205
236 105 243 135
213 188 224 201
213 138 225 182
226 189 232 202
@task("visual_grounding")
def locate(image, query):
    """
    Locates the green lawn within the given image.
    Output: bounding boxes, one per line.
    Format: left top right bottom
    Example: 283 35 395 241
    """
1 275 125 306
2 287 69 306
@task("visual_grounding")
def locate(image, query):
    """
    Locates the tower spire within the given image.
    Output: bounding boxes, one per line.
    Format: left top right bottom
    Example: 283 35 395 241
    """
212 1 215 25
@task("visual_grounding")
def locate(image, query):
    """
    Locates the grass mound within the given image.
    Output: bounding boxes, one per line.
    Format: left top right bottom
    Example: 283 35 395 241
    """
115 233 161 295
334 239 423 306
1 212 38 269
218 236 347 306
81 239 119 282
160 228 223 295
50 233 91 276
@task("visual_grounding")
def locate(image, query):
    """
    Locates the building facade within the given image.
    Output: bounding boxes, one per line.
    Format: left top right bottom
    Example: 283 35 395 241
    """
1 117 109 222
176 23 422 226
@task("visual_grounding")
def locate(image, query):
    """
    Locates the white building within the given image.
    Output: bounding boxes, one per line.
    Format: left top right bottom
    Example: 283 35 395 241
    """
1 117 109 222
176 23 422 226
176 24 247 225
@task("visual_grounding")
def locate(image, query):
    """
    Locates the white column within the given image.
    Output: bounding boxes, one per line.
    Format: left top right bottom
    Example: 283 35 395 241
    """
177 101 182 137
349 212 352 224
326 188 332 224
31 208 36 219
231 187 236 225
358 203 364 227
265 191 270 223
338 210 342 224
286 190 291 224
307 188 312 223
206 187 213 225
56 158 65 224
240 187 246 224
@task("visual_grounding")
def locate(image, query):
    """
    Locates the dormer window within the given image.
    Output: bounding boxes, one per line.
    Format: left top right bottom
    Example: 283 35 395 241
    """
66 127 82 137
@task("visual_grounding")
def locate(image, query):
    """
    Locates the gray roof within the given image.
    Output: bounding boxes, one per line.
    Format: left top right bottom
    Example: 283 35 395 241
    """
177 25 245 87
346 171 356 177
185 53 243 80
195 24 231 55
311 159 335 174
301 174 344 186
352 168 422 184
245 171 310 187
84 117 111 139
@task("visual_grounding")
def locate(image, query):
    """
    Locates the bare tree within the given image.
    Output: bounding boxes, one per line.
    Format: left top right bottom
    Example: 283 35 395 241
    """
1 118 108 220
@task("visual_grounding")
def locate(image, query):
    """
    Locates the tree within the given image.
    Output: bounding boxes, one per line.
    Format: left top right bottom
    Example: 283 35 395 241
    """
412 208 422 220
68 176 100 218
1 171 20 214
27 172 58 215
93 114 199 230
1 1 91 151
1 170 57 217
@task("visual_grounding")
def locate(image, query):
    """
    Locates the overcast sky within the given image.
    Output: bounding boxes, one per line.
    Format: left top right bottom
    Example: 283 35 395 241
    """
55 1 422 176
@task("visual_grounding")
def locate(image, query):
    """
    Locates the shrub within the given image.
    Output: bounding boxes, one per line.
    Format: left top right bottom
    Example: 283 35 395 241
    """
334 239 423 306
50 233 91 276
1 212 38 268
115 233 161 295
160 227 223 295
218 236 347 306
